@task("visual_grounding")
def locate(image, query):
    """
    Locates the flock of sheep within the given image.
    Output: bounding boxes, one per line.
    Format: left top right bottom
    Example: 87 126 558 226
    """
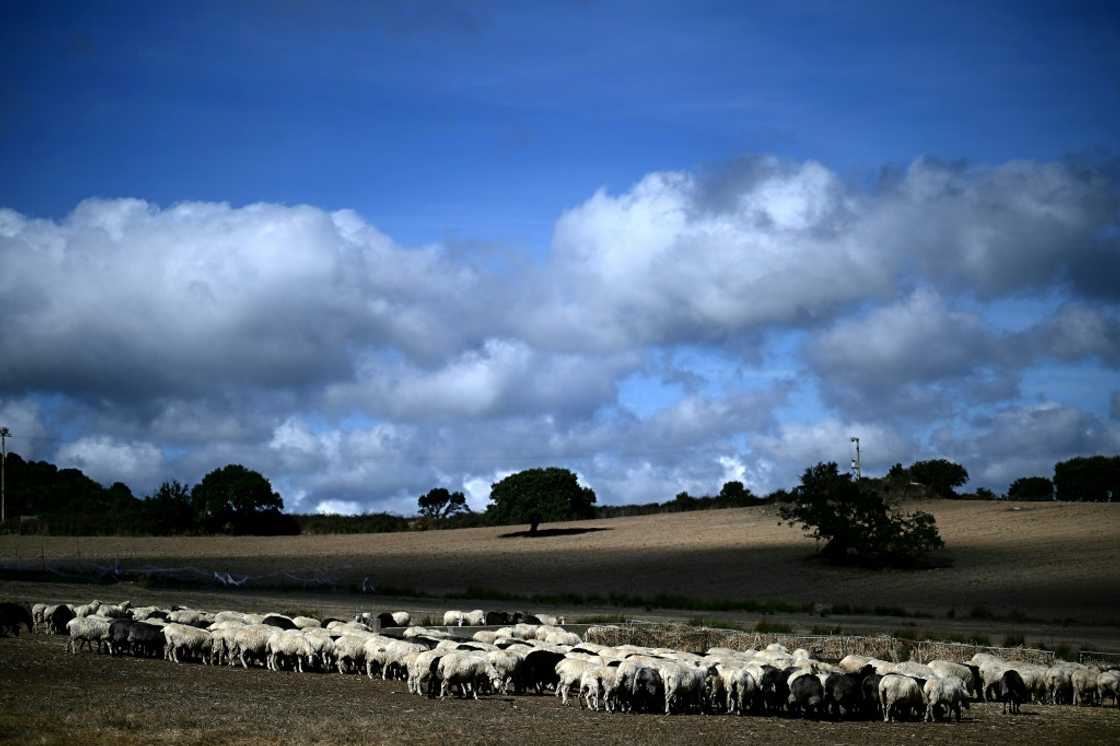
2 599 1118 723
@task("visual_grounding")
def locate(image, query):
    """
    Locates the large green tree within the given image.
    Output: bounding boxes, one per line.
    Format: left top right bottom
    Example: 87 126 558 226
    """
1053 456 1119 502
487 467 597 528
190 464 284 534
908 459 969 498
779 462 944 567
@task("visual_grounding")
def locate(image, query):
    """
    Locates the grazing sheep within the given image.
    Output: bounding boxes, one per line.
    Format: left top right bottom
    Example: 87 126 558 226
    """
824 667 871 720
167 609 209 627
261 614 297 630
487 650 523 695
1071 667 1101 706
31 603 48 632
438 652 501 699
45 604 76 635
443 610 466 626
556 658 595 706
723 667 760 715
268 630 312 672
1098 670 1120 707
391 611 411 627
924 676 970 722
409 650 446 696
382 640 429 681
661 662 707 715
234 626 276 669
291 616 321 629
162 623 213 664
127 622 165 658
302 630 336 671
879 674 924 722
629 666 666 714
73 601 103 619
997 670 1029 714
0 602 33 636
65 616 110 654
788 671 825 719
463 610 486 626
929 660 983 698
1047 664 1075 705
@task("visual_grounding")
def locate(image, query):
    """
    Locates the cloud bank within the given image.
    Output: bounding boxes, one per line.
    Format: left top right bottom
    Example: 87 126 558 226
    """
1 155 1116 510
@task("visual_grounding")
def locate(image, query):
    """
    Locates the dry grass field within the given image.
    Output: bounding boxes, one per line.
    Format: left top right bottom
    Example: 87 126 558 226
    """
2 633 1119 746
2 500 1117 624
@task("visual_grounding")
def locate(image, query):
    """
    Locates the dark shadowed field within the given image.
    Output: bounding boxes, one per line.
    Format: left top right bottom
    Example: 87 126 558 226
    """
2 634 1119 745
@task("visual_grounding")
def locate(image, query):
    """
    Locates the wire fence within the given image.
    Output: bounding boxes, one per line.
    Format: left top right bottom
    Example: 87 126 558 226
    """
1079 649 1120 669
0 558 346 591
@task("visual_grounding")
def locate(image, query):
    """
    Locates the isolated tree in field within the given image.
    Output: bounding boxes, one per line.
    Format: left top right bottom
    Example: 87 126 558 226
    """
779 462 944 567
719 480 752 501
908 459 969 498
487 467 596 529
191 464 284 534
417 487 469 520
1007 476 1053 501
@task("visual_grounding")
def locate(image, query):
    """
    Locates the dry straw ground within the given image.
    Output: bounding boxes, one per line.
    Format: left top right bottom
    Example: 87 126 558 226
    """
2 499 1118 621
2 634 1119 746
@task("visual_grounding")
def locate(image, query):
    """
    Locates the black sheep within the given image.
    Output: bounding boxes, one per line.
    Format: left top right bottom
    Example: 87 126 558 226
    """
520 649 565 694
485 611 511 625
861 673 883 718
630 667 665 714
0 602 33 636
759 665 790 713
127 622 165 658
788 674 825 718
48 605 75 635
824 666 871 720
998 670 1028 714
261 614 297 630
107 619 135 655
375 612 396 629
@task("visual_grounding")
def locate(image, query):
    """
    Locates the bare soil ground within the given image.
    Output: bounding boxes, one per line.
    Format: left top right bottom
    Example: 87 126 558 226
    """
2 634 1118 745
2 500 1117 623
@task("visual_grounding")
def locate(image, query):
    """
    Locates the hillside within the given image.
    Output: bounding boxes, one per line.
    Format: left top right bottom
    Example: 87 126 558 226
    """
2 499 1117 622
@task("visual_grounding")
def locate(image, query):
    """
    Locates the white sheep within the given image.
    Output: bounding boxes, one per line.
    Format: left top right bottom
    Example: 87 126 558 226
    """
267 630 312 673
661 661 706 714
162 623 213 664
486 650 523 695
579 665 619 712
65 616 110 654
556 658 595 705
443 610 466 626
234 625 275 669
928 660 979 696
73 600 103 618
382 640 427 681
463 610 486 626
301 629 336 671
924 675 970 722
408 649 444 695
1098 670 1120 707
334 634 373 675
723 666 760 714
391 611 411 627
291 616 321 629
879 673 924 722
1072 667 1101 706
438 652 500 699
31 603 48 632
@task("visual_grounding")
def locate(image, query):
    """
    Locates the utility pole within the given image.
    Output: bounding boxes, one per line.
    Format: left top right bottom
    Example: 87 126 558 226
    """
849 436 861 480
1 426 9 525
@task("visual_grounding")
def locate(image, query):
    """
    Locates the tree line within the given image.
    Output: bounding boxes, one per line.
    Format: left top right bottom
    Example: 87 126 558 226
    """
1 451 1115 540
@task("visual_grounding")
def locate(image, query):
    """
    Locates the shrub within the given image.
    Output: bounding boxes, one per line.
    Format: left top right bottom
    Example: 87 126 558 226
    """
779 462 945 568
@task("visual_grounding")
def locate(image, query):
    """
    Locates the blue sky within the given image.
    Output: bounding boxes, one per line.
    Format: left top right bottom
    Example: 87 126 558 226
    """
1 1 1117 513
